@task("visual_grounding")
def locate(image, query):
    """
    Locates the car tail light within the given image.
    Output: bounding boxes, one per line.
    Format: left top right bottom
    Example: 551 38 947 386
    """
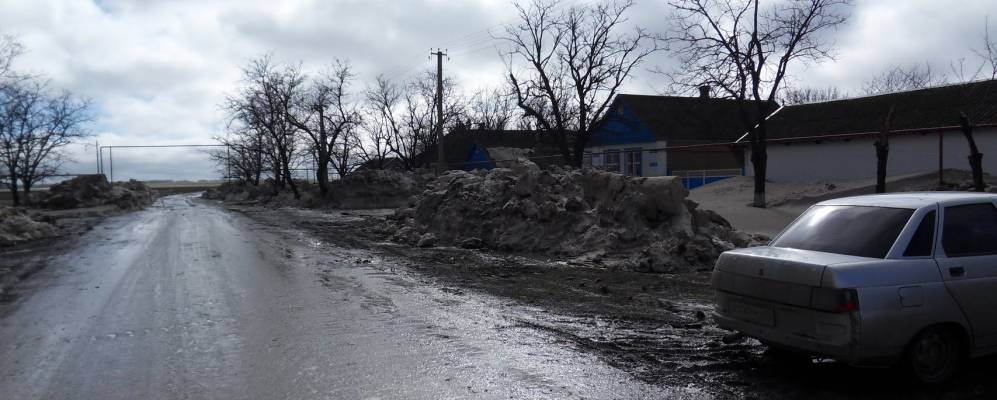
810 287 859 313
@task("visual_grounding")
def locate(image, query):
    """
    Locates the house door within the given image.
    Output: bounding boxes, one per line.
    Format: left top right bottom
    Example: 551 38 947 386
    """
936 201 997 348
625 148 642 176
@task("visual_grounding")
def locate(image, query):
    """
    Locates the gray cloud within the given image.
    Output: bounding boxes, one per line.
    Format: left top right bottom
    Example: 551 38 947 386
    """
0 0 994 181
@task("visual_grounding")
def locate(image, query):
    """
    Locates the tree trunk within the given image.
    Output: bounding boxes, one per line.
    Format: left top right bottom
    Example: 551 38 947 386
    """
316 159 329 196
571 134 587 168
959 112 985 192
7 174 20 207
874 144 889 193
748 119 768 208
285 168 300 199
554 128 572 167
281 154 300 199
21 181 33 206
874 106 895 194
750 141 766 208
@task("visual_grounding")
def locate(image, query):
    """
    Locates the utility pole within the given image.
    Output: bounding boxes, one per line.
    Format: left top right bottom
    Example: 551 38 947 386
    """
431 49 447 172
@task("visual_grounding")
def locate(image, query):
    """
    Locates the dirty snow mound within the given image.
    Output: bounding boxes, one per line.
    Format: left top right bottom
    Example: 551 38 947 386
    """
39 174 154 210
204 169 432 209
388 166 749 273
0 207 60 246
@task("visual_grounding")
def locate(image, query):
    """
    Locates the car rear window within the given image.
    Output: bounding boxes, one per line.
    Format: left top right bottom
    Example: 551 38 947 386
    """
904 210 936 257
772 205 915 258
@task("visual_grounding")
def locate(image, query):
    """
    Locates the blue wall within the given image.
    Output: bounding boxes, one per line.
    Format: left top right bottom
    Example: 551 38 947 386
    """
681 175 733 189
587 102 658 147
462 144 495 171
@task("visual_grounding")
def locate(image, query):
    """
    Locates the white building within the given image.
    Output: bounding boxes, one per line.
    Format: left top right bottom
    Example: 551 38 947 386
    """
743 80 997 182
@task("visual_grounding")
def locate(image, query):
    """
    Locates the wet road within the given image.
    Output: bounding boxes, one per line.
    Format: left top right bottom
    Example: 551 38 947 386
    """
0 195 690 399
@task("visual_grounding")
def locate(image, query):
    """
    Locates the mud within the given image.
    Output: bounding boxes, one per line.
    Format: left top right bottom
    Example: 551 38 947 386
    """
233 204 997 399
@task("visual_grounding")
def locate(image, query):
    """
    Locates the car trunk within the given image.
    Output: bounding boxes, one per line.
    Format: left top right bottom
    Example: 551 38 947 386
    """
712 247 870 307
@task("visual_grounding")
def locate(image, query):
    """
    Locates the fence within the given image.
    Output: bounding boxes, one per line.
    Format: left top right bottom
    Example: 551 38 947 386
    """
672 168 743 189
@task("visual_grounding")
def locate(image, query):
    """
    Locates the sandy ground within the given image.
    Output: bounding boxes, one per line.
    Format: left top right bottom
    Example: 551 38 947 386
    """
689 169 994 237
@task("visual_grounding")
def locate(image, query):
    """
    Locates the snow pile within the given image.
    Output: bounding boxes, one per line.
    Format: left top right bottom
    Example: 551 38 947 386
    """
327 169 430 209
388 161 750 272
204 169 433 209
0 207 60 246
39 175 154 210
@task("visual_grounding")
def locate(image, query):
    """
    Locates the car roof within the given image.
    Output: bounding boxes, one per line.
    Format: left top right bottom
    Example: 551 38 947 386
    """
817 192 997 209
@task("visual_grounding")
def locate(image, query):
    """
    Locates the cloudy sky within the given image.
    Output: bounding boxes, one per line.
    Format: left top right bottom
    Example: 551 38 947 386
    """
1 0 995 181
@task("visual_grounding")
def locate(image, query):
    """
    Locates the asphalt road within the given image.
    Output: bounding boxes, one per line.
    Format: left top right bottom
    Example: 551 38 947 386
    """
0 195 687 399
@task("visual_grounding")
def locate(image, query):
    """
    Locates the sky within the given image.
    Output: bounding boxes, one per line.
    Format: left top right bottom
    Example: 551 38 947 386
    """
1 0 995 181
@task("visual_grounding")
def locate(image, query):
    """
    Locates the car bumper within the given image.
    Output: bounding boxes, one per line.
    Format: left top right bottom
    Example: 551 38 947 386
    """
714 290 865 364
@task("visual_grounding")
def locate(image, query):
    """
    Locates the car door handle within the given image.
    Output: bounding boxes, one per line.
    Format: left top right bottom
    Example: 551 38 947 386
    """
949 267 966 277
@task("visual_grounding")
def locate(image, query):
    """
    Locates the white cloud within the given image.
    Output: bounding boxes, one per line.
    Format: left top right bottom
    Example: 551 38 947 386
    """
0 0 994 180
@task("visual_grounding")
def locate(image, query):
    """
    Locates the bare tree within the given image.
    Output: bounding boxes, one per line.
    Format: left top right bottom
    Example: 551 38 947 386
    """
0 38 90 206
780 85 844 105
862 63 943 95
357 103 393 170
288 60 361 195
331 128 362 178
501 0 658 167
211 129 264 184
959 112 985 192
972 16 997 80
225 55 305 198
17 89 90 200
0 35 22 84
466 88 518 130
365 72 463 170
668 0 850 207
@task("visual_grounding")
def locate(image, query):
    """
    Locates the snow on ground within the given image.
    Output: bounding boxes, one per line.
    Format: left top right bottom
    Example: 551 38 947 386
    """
689 169 991 237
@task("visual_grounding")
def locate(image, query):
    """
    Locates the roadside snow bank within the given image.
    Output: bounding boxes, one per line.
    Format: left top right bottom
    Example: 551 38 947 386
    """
38 174 154 210
388 163 751 273
204 169 434 209
0 207 60 246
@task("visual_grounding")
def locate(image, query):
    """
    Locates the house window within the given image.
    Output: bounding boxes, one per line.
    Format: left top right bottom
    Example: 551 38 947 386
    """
583 153 593 166
625 148 642 176
604 149 621 172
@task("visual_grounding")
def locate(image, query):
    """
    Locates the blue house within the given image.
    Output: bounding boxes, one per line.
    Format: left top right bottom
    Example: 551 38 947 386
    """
586 90 775 188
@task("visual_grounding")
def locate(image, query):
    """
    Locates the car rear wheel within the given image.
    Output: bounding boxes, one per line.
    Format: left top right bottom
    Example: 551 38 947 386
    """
905 326 964 384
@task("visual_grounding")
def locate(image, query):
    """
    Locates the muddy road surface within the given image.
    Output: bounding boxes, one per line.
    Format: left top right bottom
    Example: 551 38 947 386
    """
3 194 997 399
0 195 680 399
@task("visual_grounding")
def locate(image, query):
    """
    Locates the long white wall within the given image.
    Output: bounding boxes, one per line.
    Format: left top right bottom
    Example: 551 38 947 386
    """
745 127 997 182
586 139 668 177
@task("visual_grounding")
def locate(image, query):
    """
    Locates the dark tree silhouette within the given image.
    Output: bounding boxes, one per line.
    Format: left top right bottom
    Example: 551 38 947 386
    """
501 0 658 167
667 0 850 207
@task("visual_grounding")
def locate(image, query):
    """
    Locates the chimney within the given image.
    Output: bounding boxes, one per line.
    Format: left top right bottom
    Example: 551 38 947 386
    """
698 85 710 99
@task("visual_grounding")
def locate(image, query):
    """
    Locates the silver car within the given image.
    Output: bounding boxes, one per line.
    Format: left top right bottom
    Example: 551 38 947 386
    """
711 192 997 383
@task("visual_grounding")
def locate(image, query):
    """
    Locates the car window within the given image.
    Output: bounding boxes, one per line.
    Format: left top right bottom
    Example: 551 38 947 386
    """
772 205 915 258
904 210 936 257
942 203 997 257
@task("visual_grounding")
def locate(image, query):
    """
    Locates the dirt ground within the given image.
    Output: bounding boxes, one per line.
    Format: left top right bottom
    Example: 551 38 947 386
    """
227 203 997 399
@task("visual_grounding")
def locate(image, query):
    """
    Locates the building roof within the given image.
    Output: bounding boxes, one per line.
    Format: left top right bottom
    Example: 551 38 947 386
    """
819 192 997 209
416 128 564 167
591 94 775 146
762 79 997 141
